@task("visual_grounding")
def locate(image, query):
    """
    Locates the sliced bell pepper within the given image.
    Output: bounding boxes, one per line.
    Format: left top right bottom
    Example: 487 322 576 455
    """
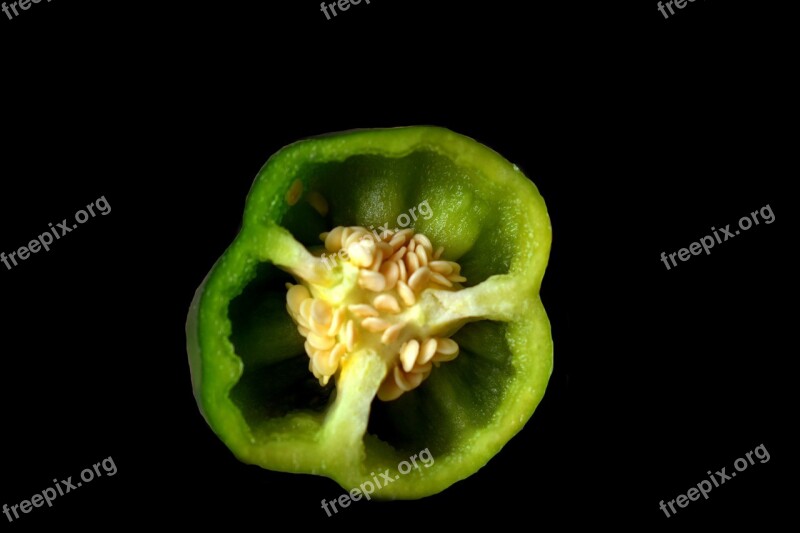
186 126 553 499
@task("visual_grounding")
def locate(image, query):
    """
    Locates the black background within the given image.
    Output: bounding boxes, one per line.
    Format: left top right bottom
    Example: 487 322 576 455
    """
0 0 791 528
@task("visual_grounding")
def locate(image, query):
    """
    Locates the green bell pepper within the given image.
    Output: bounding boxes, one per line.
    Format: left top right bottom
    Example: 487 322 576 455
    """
186 126 552 499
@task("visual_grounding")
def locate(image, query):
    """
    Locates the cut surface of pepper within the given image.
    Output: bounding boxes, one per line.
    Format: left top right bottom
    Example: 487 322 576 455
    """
187 126 553 499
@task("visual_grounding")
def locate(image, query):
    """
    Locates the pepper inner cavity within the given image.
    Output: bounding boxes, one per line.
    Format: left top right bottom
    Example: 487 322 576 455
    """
284 224 467 401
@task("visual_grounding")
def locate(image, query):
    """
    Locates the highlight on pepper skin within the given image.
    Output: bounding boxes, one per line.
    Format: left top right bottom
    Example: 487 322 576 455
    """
187 126 553 500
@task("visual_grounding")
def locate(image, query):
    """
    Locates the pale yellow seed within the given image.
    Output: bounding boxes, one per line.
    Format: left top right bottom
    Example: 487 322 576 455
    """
419 338 438 364
344 319 356 351
310 350 326 374
308 331 335 350
389 233 406 251
348 304 379 317
429 260 453 275
393 366 410 391
299 298 314 323
309 318 329 336
377 377 404 402
306 190 329 216
331 342 347 365
320 375 331 386
304 340 314 357
397 280 415 306
380 261 399 291
325 226 344 252
410 362 432 375
356 235 375 253
374 294 401 314
394 366 424 392
312 349 336 376
400 339 420 372
340 227 353 249
330 343 346 366
397 258 407 283
311 299 332 327
294 298 314 329
436 338 459 355
286 284 311 315
326 348 341 373
415 245 428 267
405 250 419 273
388 246 407 263
433 352 458 363
434 338 459 362
361 317 391 332
347 241 374 267
448 275 467 283
407 238 416 252
345 230 368 248
433 246 444 260
447 261 462 275
414 233 433 254
370 248 384 272
395 228 415 240
297 325 310 337
381 322 405 345
286 179 303 206
408 266 431 293
377 241 394 257
327 307 346 336
429 271 453 288
358 270 386 292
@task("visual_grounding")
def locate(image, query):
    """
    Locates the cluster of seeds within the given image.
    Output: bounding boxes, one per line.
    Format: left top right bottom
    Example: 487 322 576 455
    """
285 225 467 400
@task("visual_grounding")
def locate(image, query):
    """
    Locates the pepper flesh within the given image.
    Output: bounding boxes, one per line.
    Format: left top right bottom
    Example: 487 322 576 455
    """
187 126 553 499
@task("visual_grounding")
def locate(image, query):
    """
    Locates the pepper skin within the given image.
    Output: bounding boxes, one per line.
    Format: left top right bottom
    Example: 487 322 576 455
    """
186 126 553 499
